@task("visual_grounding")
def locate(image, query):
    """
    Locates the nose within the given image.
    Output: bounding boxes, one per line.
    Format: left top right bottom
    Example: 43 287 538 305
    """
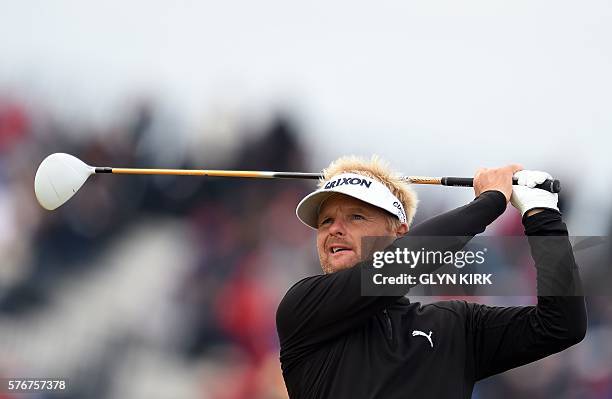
328 217 346 236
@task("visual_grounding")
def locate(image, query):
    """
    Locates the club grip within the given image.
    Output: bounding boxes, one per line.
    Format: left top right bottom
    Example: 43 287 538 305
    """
441 177 561 193
517 177 561 193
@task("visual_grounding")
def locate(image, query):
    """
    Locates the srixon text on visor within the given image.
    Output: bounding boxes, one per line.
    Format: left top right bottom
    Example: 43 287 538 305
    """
324 177 372 190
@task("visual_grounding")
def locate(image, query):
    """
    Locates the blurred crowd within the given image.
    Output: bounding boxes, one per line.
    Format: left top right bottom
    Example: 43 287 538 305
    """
0 92 611 398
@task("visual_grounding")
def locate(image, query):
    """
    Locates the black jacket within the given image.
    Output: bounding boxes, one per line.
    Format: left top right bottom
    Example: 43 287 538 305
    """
276 191 587 398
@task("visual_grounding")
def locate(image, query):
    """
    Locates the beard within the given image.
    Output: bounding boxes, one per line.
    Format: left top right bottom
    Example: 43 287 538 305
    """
319 251 360 274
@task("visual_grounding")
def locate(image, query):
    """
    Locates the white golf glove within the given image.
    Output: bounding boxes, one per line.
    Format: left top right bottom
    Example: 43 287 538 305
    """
510 170 559 217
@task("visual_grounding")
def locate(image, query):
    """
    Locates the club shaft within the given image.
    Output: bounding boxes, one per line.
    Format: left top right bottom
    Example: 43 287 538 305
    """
98 167 280 178
95 168 560 193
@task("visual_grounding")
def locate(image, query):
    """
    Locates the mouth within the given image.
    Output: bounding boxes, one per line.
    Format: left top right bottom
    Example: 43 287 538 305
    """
329 245 354 255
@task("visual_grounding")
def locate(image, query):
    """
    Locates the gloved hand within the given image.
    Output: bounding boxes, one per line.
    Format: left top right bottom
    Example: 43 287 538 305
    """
510 170 559 217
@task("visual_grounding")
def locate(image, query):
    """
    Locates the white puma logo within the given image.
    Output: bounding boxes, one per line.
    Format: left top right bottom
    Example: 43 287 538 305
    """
412 330 434 348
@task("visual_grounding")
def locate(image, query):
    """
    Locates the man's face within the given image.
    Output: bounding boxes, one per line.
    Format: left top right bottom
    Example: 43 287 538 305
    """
316 194 406 274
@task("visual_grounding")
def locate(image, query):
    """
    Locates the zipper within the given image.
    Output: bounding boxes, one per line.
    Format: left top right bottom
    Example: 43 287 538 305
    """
382 309 393 340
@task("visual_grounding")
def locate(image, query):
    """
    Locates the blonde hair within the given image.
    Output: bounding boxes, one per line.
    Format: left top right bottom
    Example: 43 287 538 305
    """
319 155 418 226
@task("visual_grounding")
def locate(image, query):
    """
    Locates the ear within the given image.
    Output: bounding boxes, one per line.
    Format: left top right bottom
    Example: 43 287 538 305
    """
395 222 409 237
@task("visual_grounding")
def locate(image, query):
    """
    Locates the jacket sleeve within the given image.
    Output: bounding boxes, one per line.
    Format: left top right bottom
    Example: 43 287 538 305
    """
277 191 507 355
468 210 587 381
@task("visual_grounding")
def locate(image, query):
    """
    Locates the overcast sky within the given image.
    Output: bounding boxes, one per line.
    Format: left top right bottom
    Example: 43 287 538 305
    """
2 0 611 231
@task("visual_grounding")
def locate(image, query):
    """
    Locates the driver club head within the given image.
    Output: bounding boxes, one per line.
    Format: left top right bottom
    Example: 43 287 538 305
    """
34 153 95 210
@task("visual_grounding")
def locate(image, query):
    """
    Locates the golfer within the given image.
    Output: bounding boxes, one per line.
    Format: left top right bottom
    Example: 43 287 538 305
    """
276 156 586 398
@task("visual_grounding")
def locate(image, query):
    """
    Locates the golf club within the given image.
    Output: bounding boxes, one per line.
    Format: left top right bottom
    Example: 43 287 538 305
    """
34 153 561 211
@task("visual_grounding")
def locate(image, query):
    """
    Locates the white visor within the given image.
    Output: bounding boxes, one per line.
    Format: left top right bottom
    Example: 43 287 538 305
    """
296 173 407 229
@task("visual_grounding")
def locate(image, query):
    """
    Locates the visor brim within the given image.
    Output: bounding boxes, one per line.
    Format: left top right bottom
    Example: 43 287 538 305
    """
295 191 338 230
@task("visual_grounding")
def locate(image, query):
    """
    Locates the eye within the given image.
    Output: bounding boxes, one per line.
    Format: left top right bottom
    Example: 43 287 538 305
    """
318 217 332 227
351 214 366 221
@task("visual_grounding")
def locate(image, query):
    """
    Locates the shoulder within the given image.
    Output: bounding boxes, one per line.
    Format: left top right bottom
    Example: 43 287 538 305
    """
277 269 358 316
276 275 324 327
278 275 326 305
